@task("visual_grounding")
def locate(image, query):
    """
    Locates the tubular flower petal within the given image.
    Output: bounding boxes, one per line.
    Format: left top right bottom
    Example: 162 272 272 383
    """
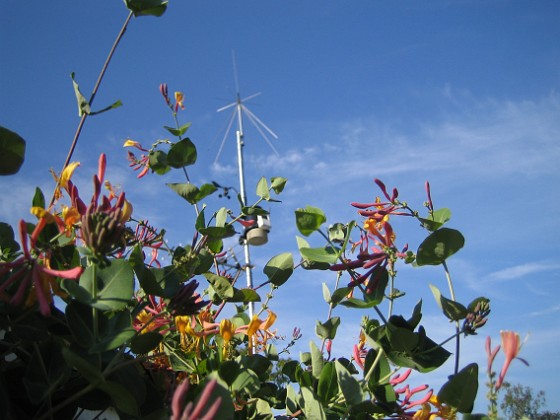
174 91 185 112
123 139 148 151
60 162 81 189
0 219 83 316
220 319 234 343
495 330 523 389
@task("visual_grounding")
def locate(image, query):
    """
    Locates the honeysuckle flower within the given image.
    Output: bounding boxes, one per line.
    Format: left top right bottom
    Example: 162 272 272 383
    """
51 161 80 201
79 154 130 259
123 139 148 151
390 368 412 386
413 395 456 420
397 384 432 412
242 310 278 354
174 91 185 112
495 330 527 389
485 335 500 375
0 219 83 316
351 179 411 220
168 280 209 317
126 150 150 178
171 378 221 420
425 181 434 213
160 83 170 106
133 294 172 334
132 220 164 267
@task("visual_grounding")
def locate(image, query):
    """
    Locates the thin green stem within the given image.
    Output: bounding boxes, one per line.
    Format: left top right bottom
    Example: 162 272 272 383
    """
363 346 385 383
91 263 99 341
48 11 134 209
442 260 460 374
387 270 395 319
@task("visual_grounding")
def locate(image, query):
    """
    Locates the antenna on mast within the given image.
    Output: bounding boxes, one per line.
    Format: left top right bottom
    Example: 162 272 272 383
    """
215 51 279 318
215 52 279 165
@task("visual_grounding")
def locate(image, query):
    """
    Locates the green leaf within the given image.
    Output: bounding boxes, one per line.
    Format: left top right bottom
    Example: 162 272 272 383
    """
0 222 20 258
299 246 339 264
80 259 134 311
438 363 479 413
23 341 69 405
61 278 93 304
62 347 104 386
65 300 95 348
310 341 324 380
70 72 90 116
271 177 287 194
124 0 168 17
230 288 261 303
322 283 331 304
295 206 327 236
204 272 234 300
408 300 423 329
416 228 465 266
130 331 163 354
32 187 45 208
148 150 170 175
164 122 191 137
429 284 469 321
331 287 351 306
263 252 294 286
419 208 451 231
167 182 217 204
218 360 240 386
317 361 338 404
99 380 139 417
301 387 327 420
315 317 340 340
167 137 197 168
241 206 269 216
88 99 123 116
335 360 364 407
256 177 270 200
231 368 260 394
387 323 419 353
328 223 347 243
295 236 333 270
363 265 389 306
0 126 26 175
285 384 299 415
91 310 135 352
340 297 382 309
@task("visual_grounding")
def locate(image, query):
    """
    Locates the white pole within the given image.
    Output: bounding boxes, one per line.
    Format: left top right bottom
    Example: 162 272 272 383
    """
235 103 255 319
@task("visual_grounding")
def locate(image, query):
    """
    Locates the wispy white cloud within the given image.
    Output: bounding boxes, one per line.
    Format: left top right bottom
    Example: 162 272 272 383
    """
529 304 560 317
487 261 560 282
252 93 560 190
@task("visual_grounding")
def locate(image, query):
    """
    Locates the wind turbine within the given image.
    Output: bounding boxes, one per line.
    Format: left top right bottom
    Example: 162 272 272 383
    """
215 51 279 318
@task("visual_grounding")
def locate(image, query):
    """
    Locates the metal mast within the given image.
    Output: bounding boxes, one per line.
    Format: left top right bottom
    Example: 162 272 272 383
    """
216 52 278 319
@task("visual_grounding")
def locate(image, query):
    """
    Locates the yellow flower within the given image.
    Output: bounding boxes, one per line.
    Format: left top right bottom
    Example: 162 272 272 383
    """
246 310 277 354
30 206 55 223
220 319 234 343
175 315 191 347
62 205 81 229
414 396 456 420
123 139 140 148
59 162 80 189
174 91 185 110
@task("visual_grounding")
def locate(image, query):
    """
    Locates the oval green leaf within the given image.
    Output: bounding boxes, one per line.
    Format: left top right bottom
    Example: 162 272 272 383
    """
0 126 26 175
416 228 465 266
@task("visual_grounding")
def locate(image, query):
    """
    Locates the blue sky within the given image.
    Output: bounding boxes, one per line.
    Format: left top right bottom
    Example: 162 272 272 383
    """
2 0 560 414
